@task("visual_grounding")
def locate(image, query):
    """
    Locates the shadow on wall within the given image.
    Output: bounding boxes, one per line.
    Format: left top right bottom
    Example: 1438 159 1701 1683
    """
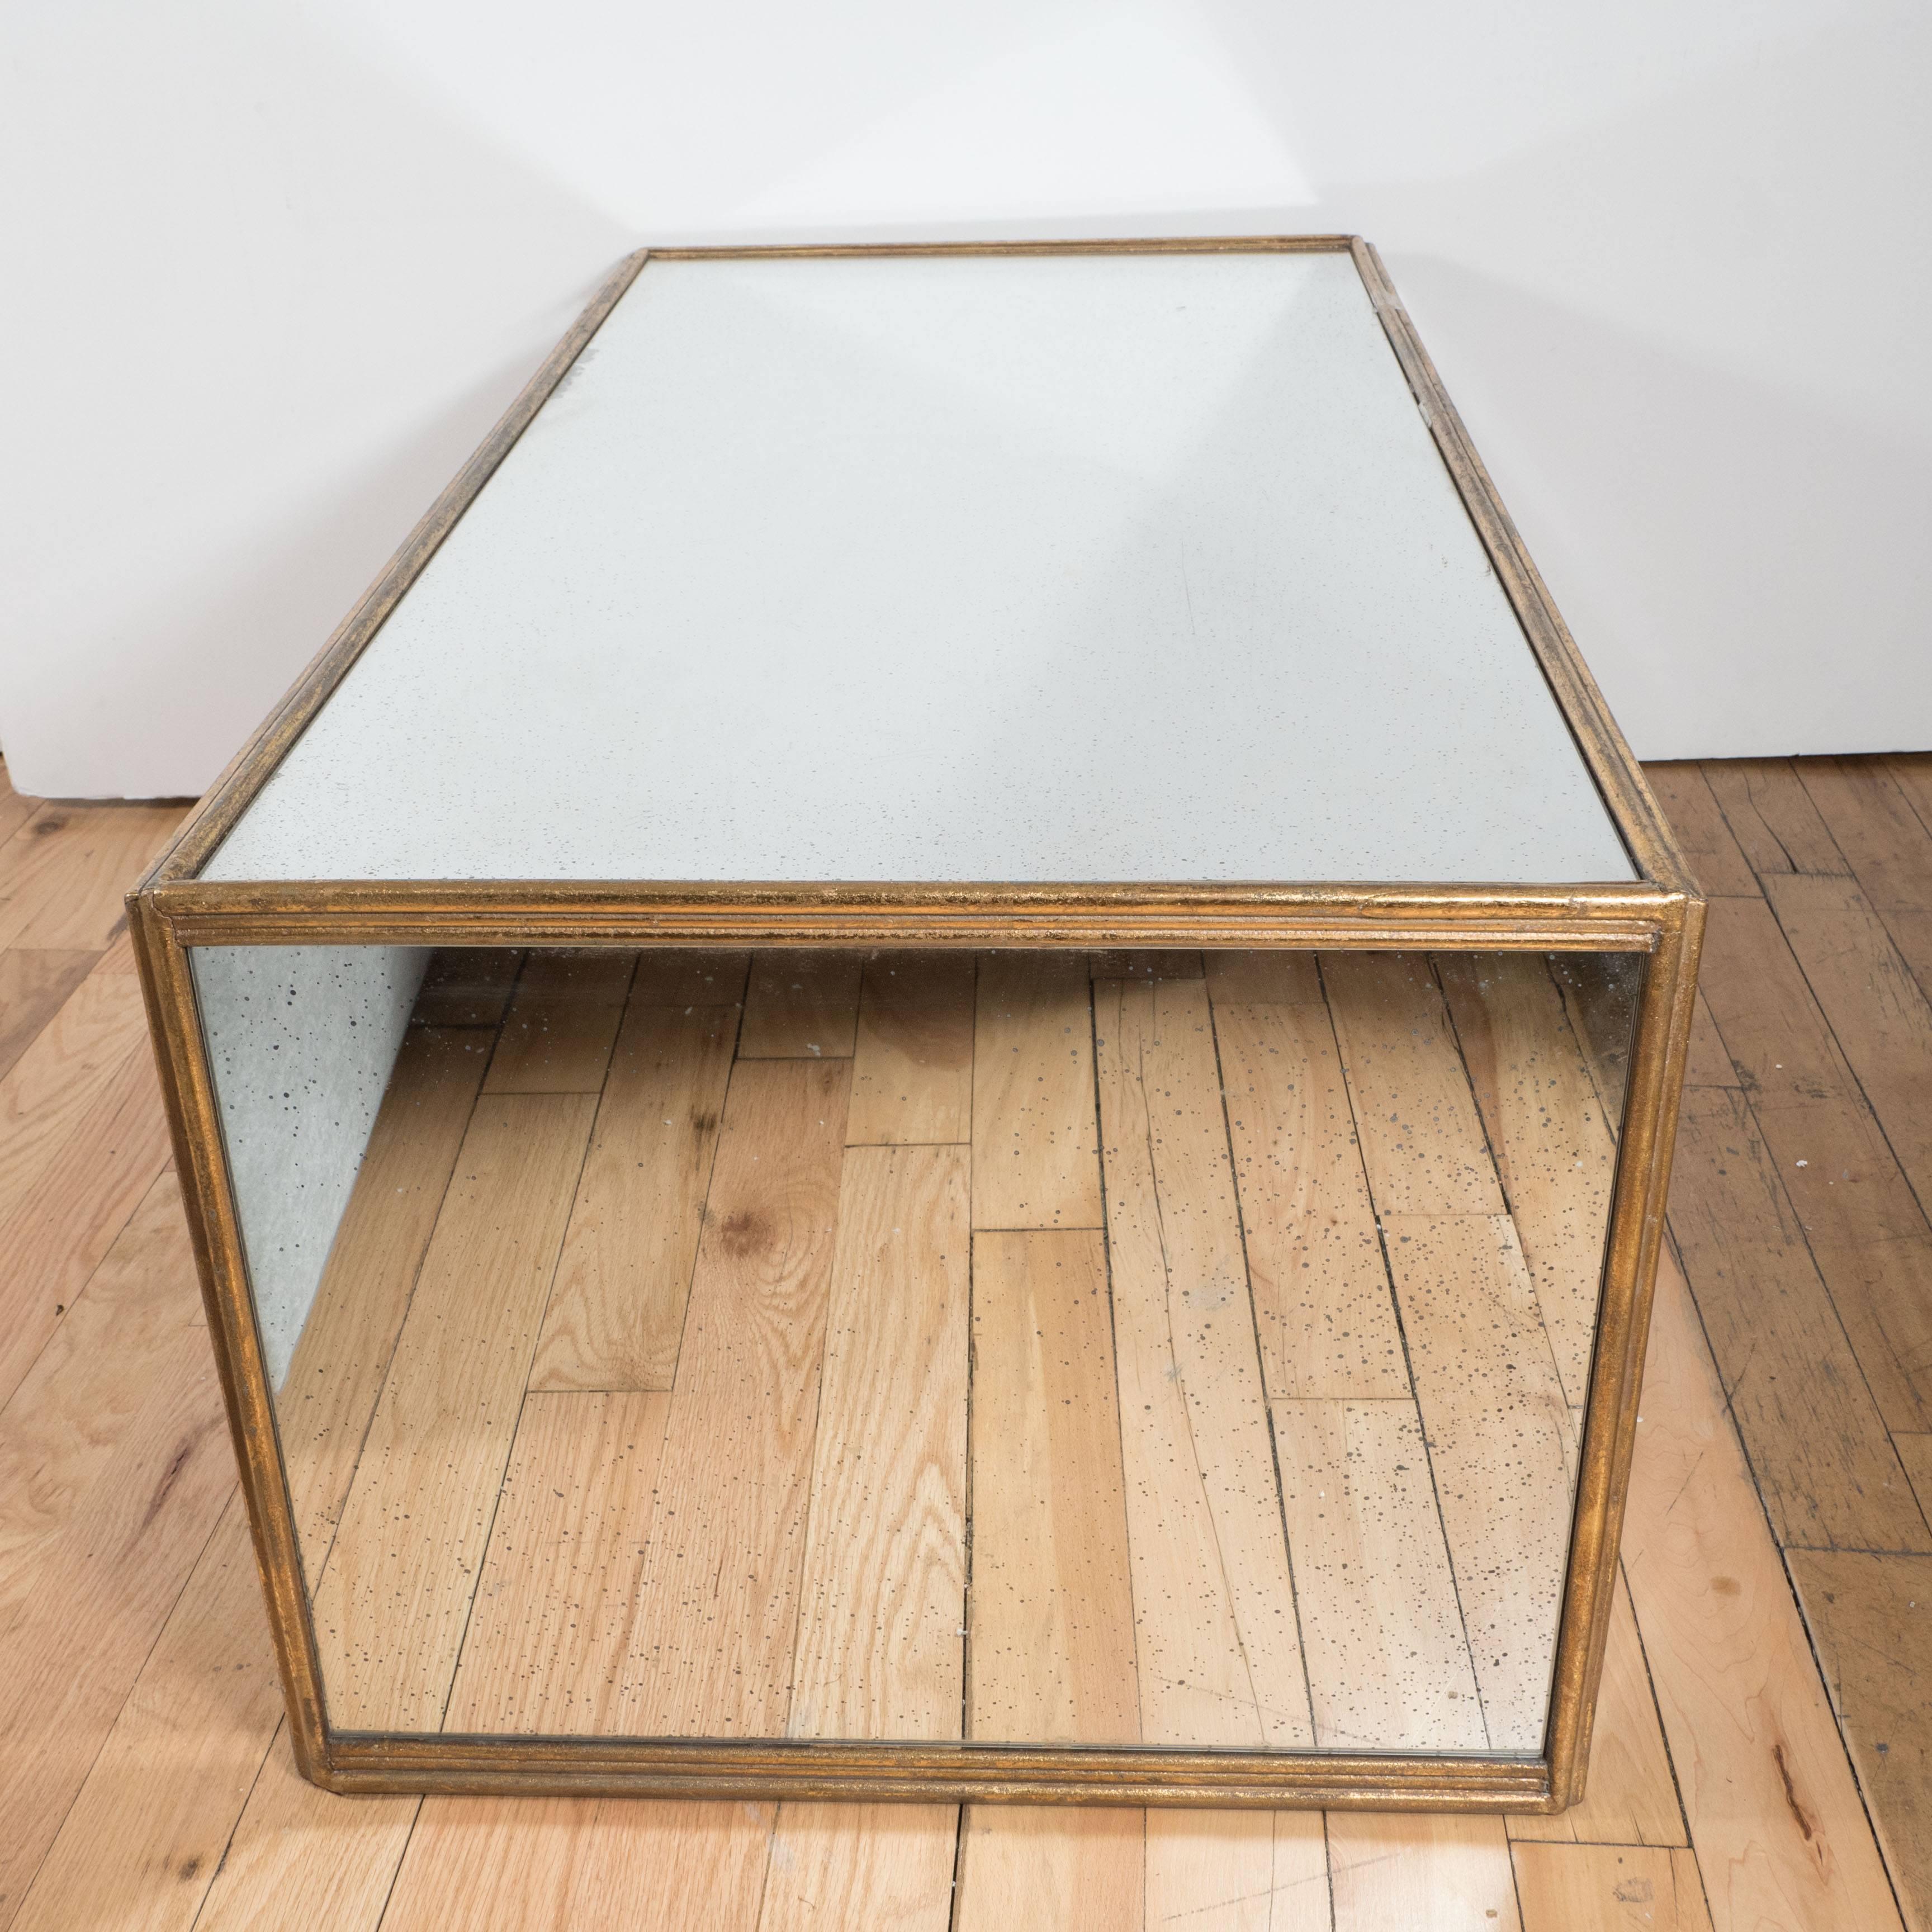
1381 259 1932 763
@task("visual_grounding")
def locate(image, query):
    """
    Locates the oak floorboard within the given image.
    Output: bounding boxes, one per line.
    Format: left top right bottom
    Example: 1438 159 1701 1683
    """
1511 1843 1713 1932
1642 762 1760 897
0 802 49 899
0 1173 202 1629
1546 953 1644 1125
1797 754 1932 917
1095 977 1313 1749
845 952 975 1146
0 802 181 951
1087 949 1204 980
962 1221 1143 1916
757 1805 958 1932
278 1026 491 1580
1325 1813 1521 1932
628 948 751 1006
967 1230 1138 1745
1437 952 1618 1409
1380 1214 1573 1751
528 1003 736 1393
1143 1810 1275 1932
0 1040 172 1410
1683 991 1739 1088
0 1329 231 1928
1765 870 1932 1216
11 779 1929 1929
970 952 1101 1230
6 1492 276 1932
1887 752 1932 834
1876 754 1932 978
954 1809 1145 1932
1697 894 1932 1434
0 757 32 848
0 962 153 1229
1667 1084 1929 1552
380 1800 584 1932
193 1726 419 1932
1202 949 1323 1006
1622 1247 1906 1931
1702 758 1846 877
482 948 636 1093
1215 1001 1407 1400
410 948 523 1027
312 1093 598 1732
442 1391 670 1734
789 1145 969 1741
612 1059 850 1737
1322 953 1505 1218
1786 1549 1932 1931
737 952 863 1059
0 948 95 1086
1272 1398 1484 1751
382 1796 776 1932
1898 1433 1932 1518
1800 749 1932 1005
1262 1816 1335 1931
1506 1569 1687 1848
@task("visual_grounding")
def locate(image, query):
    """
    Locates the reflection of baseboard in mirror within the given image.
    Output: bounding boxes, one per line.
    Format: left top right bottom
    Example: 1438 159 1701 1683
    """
247 945 1623 1760
131 236 1703 1807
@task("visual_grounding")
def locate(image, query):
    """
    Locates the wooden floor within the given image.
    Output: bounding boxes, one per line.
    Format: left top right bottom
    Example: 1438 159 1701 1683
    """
286 941 1611 1754
0 750 1926 1929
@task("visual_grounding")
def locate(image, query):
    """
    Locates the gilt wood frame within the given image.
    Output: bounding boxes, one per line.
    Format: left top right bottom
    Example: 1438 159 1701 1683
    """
129 235 1703 1810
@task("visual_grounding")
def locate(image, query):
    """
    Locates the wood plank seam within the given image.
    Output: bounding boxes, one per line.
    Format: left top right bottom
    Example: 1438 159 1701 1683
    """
531 997 744 1393
1564 924 1913 1902
1760 880 1932 1238
1658 1221 1905 1800
370 1793 425 1930
1094 976 1315 1746
959 1031 981 1757
1081 976 1139 1749
1769 1576 1918 1932
6 1481 242 1923
1313 952 1493 1749
1712 760 1852 878
1611 1555 1697 1845
1717 1074 1932 1543
1424 954 1517 1225
1772 1541 1921 1919
1574 941 1926 1549
438 1104 605 1731
291 1030 500 1596
1202 987 1323 1744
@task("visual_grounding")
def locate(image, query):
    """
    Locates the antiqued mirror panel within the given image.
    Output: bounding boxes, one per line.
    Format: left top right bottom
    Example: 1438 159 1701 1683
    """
192 943 1639 1756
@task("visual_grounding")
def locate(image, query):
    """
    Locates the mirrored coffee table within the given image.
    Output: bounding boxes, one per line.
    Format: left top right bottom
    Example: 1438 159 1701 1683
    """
132 237 1703 1812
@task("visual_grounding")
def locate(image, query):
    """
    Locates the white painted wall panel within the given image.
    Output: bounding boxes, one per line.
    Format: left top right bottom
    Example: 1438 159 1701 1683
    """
2 1 1925 792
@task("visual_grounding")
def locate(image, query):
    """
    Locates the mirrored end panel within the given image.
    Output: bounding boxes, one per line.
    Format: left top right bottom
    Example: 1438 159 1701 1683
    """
191 944 1640 1756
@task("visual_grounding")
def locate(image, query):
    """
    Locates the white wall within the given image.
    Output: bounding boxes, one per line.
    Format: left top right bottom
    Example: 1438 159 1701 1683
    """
2 0 1926 797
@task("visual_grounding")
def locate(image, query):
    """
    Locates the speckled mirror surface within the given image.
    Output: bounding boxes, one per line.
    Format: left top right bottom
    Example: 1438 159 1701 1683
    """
199 941 1640 1756
202 251 1632 889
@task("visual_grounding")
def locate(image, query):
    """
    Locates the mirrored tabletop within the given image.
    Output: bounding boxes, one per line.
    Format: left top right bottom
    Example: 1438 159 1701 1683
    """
203 250 1632 888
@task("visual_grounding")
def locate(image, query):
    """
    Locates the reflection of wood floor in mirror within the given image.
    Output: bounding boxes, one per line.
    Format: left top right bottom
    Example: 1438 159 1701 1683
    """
291 946 1619 1755
11 760 1932 1930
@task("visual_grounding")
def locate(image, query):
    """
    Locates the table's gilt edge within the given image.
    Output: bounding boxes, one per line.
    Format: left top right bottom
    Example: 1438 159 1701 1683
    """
132 233 1694 919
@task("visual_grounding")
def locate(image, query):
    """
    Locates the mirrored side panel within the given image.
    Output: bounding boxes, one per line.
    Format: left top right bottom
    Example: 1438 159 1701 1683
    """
191 943 1638 1756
